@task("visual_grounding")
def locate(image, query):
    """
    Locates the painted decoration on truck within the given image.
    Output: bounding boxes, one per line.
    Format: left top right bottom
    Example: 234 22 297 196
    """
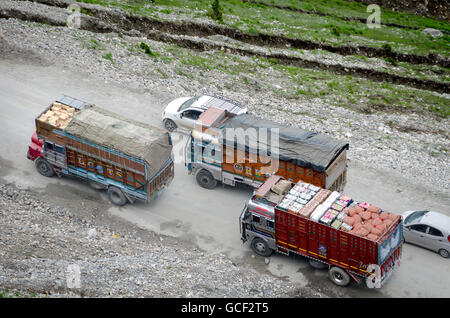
77 155 85 167
96 165 103 174
106 166 114 178
318 244 327 258
87 160 95 170
234 164 243 173
254 169 263 180
378 223 403 264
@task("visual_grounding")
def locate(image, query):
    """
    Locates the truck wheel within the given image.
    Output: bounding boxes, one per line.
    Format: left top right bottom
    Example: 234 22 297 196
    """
438 248 449 258
196 169 217 189
328 267 351 287
164 119 177 132
251 238 273 257
35 158 55 177
107 186 128 206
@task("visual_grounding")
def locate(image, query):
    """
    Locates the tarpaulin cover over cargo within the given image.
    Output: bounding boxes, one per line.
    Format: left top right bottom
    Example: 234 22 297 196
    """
219 114 349 173
64 105 172 179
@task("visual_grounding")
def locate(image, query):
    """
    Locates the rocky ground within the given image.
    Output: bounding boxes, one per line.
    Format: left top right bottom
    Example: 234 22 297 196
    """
0 183 316 298
0 0 448 298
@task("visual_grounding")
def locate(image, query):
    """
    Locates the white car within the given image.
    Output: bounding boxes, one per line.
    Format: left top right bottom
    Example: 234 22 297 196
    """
162 95 247 132
402 210 450 258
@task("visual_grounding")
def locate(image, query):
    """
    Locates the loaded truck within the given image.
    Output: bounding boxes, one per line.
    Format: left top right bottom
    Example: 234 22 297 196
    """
27 95 174 206
185 107 349 191
240 175 403 287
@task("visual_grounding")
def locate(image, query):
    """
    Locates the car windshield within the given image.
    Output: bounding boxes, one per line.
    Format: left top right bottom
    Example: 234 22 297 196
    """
404 210 428 225
178 97 200 112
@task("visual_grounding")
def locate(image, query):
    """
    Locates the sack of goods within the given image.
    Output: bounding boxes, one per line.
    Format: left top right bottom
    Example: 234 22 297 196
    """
276 179 399 242
338 202 400 241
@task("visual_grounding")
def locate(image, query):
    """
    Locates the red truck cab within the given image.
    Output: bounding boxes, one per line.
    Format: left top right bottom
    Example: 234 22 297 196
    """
27 131 43 161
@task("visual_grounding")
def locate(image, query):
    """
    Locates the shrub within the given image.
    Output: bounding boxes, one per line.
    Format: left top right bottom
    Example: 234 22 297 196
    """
382 43 392 52
208 0 223 22
140 42 157 56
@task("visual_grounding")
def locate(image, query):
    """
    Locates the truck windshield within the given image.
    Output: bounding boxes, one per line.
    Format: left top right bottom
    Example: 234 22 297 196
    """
404 210 428 225
178 97 200 112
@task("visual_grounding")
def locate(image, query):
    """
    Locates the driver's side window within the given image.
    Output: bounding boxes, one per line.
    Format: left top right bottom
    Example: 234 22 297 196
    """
182 110 201 120
410 224 428 233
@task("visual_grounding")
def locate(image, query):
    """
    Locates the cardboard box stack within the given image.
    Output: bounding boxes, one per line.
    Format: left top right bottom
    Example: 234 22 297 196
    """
277 182 330 216
276 179 399 242
38 102 75 129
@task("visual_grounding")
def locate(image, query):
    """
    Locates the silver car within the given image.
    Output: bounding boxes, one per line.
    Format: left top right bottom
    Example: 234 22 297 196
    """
162 95 247 132
402 210 450 258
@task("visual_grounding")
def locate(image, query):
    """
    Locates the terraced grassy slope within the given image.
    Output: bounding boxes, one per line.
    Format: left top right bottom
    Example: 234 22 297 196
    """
76 0 450 58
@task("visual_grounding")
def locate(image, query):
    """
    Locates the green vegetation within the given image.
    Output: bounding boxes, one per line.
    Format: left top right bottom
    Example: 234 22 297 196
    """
75 0 450 57
208 0 223 22
258 0 450 32
102 52 113 62
80 7 93 16
139 41 158 57
89 38 102 50
382 43 392 52
71 1 448 118
153 43 450 118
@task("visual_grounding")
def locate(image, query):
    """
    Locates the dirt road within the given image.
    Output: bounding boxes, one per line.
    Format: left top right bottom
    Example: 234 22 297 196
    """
0 57 449 298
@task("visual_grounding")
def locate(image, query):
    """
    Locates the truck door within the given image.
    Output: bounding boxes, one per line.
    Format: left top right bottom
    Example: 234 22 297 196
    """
43 141 67 169
239 204 249 241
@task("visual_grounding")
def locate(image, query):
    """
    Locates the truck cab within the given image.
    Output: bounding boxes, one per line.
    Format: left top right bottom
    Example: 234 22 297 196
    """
240 175 288 255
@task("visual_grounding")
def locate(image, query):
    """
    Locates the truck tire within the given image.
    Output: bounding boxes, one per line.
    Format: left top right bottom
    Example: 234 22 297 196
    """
35 158 55 177
196 169 217 189
328 267 351 287
107 186 128 206
251 237 273 257
164 119 177 132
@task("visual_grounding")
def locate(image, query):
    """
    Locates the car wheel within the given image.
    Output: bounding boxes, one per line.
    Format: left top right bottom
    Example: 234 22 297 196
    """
35 158 55 177
164 119 177 132
196 169 217 189
107 186 128 206
438 248 449 258
251 237 273 257
328 267 351 287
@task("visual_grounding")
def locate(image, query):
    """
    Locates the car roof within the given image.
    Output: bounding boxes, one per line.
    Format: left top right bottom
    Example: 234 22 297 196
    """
191 95 245 114
420 211 450 231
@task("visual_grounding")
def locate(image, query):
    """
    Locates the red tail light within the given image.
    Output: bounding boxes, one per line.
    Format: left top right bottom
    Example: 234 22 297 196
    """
448 235 450 243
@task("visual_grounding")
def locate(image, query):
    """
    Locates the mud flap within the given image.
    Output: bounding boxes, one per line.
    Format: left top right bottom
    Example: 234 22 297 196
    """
122 190 136 204
348 271 363 284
